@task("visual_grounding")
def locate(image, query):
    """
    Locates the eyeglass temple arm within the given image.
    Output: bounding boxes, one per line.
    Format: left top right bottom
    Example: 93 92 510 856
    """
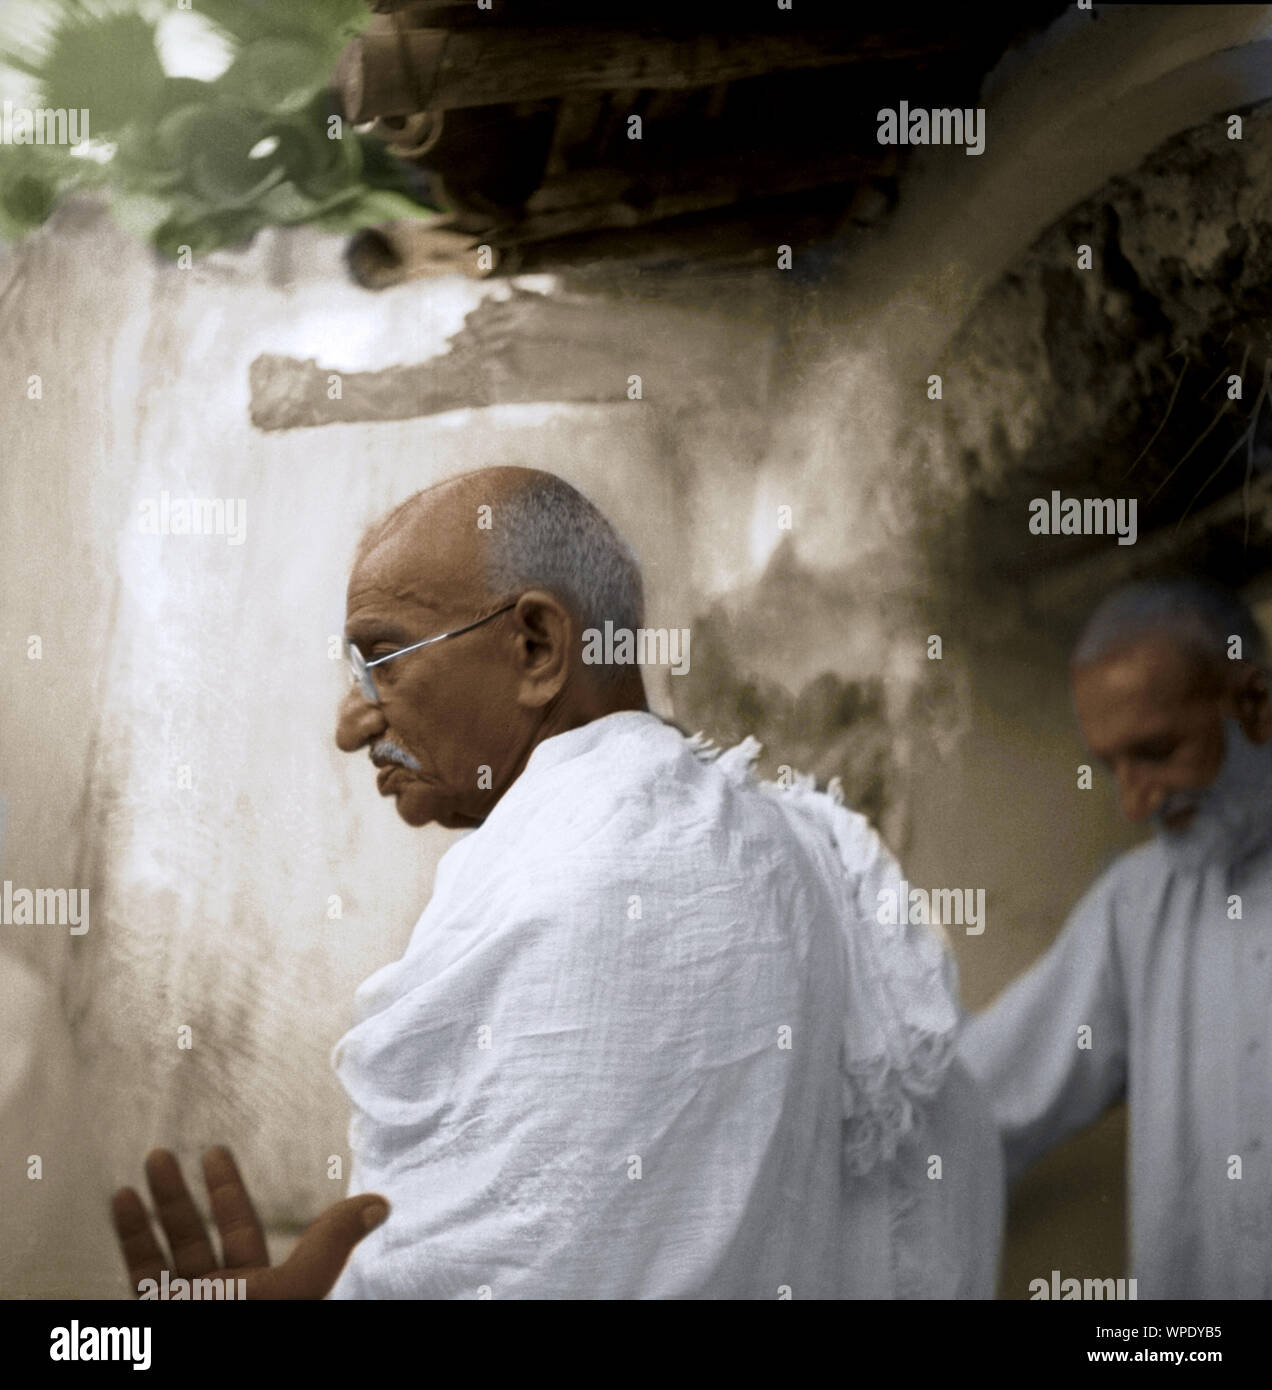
361 602 517 670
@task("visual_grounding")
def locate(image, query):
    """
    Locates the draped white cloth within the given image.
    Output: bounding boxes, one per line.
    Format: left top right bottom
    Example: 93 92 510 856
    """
330 711 1002 1298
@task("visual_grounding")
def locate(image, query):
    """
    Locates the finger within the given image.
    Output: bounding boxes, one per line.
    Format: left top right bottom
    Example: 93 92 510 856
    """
202 1146 268 1269
110 1187 167 1294
259 1196 389 1300
143 1148 219 1279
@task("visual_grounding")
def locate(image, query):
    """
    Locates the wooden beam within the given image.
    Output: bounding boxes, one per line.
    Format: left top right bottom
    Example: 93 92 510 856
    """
336 26 963 120
497 148 878 243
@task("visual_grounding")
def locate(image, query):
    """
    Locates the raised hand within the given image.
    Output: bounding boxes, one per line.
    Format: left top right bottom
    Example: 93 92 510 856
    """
112 1146 388 1300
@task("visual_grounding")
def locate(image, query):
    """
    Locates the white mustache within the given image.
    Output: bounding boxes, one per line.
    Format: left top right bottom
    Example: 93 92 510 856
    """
371 740 422 772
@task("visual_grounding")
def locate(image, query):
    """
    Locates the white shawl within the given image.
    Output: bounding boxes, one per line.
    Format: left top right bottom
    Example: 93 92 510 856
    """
330 711 1000 1298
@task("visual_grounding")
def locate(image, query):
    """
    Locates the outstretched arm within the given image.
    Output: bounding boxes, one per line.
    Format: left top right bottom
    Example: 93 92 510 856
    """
958 870 1129 1184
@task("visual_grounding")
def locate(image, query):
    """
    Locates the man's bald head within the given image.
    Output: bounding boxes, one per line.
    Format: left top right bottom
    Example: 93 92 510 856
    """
353 467 507 577
355 467 644 654
337 467 647 829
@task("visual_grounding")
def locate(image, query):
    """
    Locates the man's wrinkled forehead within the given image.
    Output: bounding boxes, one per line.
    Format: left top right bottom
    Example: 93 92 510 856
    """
348 525 436 609
346 497 479 625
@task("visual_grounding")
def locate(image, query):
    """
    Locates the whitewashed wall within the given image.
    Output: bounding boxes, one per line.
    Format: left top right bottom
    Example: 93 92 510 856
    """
0 206 702 1296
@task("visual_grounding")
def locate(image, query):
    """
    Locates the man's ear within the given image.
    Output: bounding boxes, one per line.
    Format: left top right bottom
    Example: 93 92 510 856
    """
1232 663 1272 743
508 590 574 708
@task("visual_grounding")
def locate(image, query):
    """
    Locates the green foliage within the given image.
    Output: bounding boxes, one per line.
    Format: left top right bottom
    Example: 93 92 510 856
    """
0 138 106 242
0 0 437 256
222 38 332 116
41 11 167 134
195 0 371 61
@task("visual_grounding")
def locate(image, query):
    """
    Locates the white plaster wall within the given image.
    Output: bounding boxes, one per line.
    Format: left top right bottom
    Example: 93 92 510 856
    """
0 208 698 1296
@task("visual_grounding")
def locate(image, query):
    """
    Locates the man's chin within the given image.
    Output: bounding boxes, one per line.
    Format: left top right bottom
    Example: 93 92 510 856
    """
393 785 480 830
386 782 435 827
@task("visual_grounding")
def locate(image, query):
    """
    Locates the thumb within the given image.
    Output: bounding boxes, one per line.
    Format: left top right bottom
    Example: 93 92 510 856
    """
261 1195 389 1300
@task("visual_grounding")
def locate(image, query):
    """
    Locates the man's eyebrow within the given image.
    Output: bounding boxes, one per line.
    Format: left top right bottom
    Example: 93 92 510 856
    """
345 620 414 645
1128 733 1178 756
1092 731 1178 765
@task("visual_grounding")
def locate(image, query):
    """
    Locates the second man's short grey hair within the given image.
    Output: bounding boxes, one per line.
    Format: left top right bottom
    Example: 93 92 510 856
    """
1072 576 1268 681
485 474 645 640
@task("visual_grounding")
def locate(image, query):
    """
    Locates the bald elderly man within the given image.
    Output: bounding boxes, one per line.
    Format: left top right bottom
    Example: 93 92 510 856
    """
960 578 1272 1299
113 466 1002 1300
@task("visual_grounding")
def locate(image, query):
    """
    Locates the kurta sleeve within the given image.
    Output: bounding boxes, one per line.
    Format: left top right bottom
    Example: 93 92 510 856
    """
957 865 1128 1184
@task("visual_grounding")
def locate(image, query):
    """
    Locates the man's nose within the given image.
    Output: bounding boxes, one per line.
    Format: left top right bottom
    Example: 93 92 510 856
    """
1115 762 1164 824
335 686 386 752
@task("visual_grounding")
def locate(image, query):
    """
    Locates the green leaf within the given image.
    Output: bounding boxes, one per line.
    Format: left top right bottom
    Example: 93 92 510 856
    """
149 104 207 164
221 37 333 114
149 77 217 120
2 54 47 80
316 188 438 234
263 110 361 197
174 108 284 207
0 174 58 229
40 12 166 135
153 210 262 260
356 189 438 222
197 0 369 51
0 1 404 249
253 180 323 225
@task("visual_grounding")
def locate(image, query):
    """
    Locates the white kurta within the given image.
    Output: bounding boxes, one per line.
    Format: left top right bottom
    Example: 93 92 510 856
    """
960 773 1272 1299
330 711 1002 1299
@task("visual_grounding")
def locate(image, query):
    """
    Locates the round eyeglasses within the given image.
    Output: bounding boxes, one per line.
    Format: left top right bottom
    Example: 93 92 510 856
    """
344 603 516 704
